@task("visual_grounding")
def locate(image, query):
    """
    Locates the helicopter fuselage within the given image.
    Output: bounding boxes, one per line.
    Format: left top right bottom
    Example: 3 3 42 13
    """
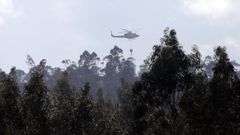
111 31 139 39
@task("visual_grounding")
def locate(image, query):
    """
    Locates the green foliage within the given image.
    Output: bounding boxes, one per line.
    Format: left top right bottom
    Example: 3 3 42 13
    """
21 61 50 135
180 46 209 135
0 28 240 135
69 51 100 95
205 46 240 135
118 79 134 135
50 71 74 135
72 82 95 135
101 46 124 100
92 89 107 135
0 68 23 135
131 28 192 135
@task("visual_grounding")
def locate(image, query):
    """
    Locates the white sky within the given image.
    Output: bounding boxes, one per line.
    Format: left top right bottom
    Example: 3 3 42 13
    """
0 0 240 72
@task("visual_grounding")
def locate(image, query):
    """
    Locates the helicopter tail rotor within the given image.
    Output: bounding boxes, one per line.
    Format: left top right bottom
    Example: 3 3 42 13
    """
111 31 114 37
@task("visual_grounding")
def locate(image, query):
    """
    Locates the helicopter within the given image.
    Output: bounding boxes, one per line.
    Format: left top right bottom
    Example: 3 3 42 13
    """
111 29 139 39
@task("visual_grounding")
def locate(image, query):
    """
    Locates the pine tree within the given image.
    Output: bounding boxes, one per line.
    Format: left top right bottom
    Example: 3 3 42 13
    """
21 60 50 135
50 71 74 135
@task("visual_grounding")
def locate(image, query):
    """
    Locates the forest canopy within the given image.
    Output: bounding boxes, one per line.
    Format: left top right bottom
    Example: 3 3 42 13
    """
0 28 240 135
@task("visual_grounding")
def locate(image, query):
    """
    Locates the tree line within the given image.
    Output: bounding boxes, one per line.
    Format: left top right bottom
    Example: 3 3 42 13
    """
0 28 240 135
14 45 137 102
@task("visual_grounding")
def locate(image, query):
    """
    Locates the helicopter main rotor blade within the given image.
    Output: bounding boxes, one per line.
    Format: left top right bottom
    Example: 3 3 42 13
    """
121 29 131 32
118 31 126 34
132 28 141 32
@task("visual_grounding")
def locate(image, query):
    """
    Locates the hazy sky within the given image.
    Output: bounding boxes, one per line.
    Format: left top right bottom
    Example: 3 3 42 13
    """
1 0 240 72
